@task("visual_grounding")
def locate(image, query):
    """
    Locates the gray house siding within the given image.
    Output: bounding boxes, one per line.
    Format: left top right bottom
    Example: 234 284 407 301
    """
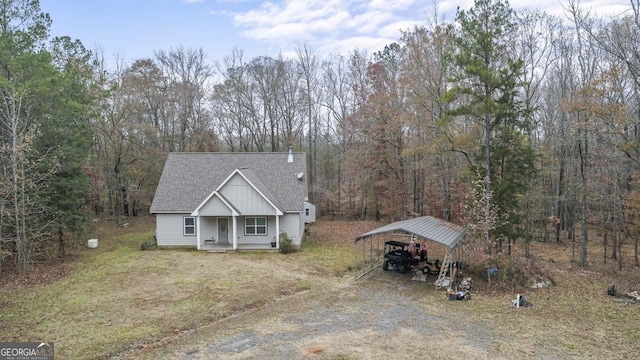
156 214 302 248
304 202 316 223
199 217 218 243
280 213 303 246
155 213 197 246
151 152 309 251
219 174 278 215
199 196 233 216
236 216 276 246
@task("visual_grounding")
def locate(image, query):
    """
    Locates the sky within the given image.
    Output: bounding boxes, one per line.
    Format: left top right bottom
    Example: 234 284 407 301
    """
39 0 633 68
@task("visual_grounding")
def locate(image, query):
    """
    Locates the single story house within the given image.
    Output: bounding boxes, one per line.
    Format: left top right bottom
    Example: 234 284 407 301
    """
150 149 313 250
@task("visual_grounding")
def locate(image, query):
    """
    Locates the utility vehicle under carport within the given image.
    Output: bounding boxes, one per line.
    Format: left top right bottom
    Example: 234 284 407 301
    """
354 216 467 289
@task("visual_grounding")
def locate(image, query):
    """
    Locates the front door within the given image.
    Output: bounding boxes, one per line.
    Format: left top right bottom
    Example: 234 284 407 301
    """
218 218 229 244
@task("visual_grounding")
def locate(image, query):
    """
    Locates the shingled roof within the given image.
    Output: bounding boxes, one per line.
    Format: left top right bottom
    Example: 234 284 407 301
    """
150 152 308 213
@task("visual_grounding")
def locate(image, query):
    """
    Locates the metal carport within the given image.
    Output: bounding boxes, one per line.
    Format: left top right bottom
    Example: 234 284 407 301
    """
354 216 467 288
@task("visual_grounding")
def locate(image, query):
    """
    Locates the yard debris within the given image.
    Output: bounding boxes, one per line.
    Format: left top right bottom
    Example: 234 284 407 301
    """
484 267 499 279
447 288 470 301
531 279 553 289
628 291 640 302
447 278 472 301
458 277 473 293
411 270 427 282
511 293 532 308
608 284 640 304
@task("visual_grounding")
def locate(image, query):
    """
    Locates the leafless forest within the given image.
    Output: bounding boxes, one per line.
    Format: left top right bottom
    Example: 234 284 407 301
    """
2 0 640 272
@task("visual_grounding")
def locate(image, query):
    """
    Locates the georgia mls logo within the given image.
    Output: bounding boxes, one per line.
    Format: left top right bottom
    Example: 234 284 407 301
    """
37 343 53 354
0 342 54 360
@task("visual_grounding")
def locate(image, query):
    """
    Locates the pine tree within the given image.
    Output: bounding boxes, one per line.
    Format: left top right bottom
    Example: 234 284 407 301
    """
0 1 93 271
445 0 537 253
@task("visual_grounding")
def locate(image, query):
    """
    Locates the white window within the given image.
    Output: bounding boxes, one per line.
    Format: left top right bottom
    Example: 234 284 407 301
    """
245 217 267 235
184 217 196 236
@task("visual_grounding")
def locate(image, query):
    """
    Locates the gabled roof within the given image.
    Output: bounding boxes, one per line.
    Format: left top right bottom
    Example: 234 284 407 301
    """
216 168 284 215
150 152 307 213
355 216 467 250
191 190 240 216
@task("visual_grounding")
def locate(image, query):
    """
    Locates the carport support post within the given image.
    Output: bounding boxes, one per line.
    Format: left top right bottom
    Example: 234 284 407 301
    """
369 235 373 272
377 236 380 267
354 239 357 279
362 236 366 275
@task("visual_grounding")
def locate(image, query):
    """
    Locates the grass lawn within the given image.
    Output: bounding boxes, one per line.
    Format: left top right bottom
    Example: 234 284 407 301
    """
0 217 364 359
1 217 639 359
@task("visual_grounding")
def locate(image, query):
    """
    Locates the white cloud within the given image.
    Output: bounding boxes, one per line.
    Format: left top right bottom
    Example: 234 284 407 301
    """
317 36 390 56
350 10 396 34
224 0 631 60
368 0 416 11
229 0 426 57
243 22 314 41
377 19 424 38
233 0 347 30
451 0 631 19
434 0 630 20
435 0 474 15
185 0 204 3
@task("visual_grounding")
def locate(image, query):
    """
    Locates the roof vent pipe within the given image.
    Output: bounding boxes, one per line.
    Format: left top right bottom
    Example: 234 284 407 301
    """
287 146 293 163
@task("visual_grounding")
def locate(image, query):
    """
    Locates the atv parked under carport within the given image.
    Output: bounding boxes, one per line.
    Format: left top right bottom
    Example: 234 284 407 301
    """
382 240 418 274
382 240 441 275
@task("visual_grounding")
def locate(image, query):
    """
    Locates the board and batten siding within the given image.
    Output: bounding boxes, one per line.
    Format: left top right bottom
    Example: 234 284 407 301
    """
155 213 197 246
198 195 234 216
219 174 277 215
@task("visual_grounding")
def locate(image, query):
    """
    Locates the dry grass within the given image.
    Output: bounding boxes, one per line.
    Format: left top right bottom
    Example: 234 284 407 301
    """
457 239 640 359
1 217 639 359
301 220 380 276
0 217 333 359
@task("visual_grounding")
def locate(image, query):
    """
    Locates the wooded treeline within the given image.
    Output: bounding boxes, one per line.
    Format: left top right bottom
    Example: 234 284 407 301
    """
1 0 640 273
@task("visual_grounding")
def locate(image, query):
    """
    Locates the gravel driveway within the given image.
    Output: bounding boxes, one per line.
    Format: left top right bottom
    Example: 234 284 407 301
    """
130 272 499 360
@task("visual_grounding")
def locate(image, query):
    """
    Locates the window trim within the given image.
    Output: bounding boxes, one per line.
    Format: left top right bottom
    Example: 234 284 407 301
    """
244 217 267 236
183 216 196 236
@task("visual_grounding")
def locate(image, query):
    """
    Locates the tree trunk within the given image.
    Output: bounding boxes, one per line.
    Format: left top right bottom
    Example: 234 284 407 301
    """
635 236 639 266
58 226 65 260
484 111 492 256
556 154 565 244
579 128 589 268
603 232 608 264
618 232 623 271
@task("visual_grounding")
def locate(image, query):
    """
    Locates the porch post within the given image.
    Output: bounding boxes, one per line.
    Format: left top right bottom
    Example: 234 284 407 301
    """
275 215 280 249
232 216 237 250
196 216 201 250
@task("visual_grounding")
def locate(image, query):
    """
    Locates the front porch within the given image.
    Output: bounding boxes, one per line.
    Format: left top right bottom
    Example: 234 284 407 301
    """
200 242 279 252
195 215 281 251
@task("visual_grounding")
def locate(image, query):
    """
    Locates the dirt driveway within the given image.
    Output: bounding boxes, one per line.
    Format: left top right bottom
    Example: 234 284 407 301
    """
126 271 511 360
